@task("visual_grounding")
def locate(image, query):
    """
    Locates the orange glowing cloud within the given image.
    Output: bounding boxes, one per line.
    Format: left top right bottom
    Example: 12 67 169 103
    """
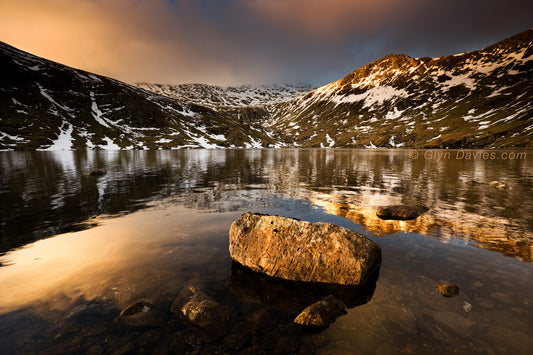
0 0 233 84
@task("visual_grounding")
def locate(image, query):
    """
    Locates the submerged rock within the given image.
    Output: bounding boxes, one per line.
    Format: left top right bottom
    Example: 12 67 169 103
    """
466 180 484 186
229 212 381 286
171 283 230 340
294 295 347 329
376 205 429 220
435 282 460 298
86 169 106 177
114 300 161 327
488 181 510 189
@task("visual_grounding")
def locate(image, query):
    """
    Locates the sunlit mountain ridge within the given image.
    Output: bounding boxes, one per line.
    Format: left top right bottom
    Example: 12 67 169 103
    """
1 29 532 150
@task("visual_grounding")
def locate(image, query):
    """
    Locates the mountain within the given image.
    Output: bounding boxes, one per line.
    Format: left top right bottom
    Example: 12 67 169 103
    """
1 29 532 150
266 29 533 148
135 83 312 109
0 42 273 150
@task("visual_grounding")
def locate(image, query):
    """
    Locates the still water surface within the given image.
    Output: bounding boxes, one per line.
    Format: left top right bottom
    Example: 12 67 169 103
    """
0 149 532 354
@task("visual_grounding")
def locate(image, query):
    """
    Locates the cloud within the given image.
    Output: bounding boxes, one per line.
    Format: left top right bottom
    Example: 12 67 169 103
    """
1 0 532 86
0 1 177 80
242 0 419 39
0 0 294 85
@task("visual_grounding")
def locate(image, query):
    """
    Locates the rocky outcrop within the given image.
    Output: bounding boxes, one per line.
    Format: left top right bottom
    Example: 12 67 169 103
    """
229 213 381 286
376 205 429 220
294 295 347 329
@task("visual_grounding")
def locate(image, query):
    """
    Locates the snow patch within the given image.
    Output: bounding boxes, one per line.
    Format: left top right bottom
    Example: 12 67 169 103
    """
38 84 72 112
325 133 335 148
332 86 409 108
0 131 26 142
90 91 110 128
100 137 121 150
244 137 263 149
38 122 74 151
155 138 173 144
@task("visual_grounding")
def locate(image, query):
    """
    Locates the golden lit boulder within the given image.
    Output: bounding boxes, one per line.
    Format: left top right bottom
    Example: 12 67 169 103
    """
229 213 381 286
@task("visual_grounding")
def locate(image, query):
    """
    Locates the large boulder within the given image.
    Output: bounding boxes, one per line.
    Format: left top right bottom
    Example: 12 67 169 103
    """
229 213 381 286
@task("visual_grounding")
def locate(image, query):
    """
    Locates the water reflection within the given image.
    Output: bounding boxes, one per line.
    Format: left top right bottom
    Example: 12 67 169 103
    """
307 190 533 261
0 149 532 353
1 149 532 260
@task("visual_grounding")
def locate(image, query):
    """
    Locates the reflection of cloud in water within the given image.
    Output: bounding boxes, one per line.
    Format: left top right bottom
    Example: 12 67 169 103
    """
0 204 235 315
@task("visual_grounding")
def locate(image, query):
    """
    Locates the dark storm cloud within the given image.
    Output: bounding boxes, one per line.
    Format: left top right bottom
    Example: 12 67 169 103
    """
1 0 531 86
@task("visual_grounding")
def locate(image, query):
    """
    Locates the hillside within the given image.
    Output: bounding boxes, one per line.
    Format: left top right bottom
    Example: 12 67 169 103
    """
1 29 532 150
0 42 273 150
267 29 533 148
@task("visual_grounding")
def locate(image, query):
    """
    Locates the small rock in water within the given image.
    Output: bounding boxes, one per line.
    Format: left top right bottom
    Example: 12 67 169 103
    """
294 295 347 329
114 300 160 327
463 301 472 312
376 205 429 220
87 169 106 177
120 300 152 315
466 180 484 186
435 282 460 298
171 282 230 340
488 181 509 189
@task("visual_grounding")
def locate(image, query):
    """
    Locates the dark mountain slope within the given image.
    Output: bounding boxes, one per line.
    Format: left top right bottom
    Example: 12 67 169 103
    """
0 42 272 150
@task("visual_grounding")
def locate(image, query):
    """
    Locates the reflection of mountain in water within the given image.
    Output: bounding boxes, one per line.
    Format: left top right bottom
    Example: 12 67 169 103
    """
308 193 532 262
1 149 531 262
1 150 271 253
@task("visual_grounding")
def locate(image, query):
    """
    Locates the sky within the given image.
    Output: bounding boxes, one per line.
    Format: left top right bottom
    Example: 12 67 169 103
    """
1 0 532 86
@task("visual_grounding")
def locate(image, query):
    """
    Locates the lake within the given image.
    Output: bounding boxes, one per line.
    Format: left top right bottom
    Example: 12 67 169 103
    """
0 149 532 354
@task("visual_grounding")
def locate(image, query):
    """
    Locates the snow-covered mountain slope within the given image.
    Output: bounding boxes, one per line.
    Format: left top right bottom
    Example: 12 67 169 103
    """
135 83 312 109
268 29 533 148
1 29 532 150
0 42 273 150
